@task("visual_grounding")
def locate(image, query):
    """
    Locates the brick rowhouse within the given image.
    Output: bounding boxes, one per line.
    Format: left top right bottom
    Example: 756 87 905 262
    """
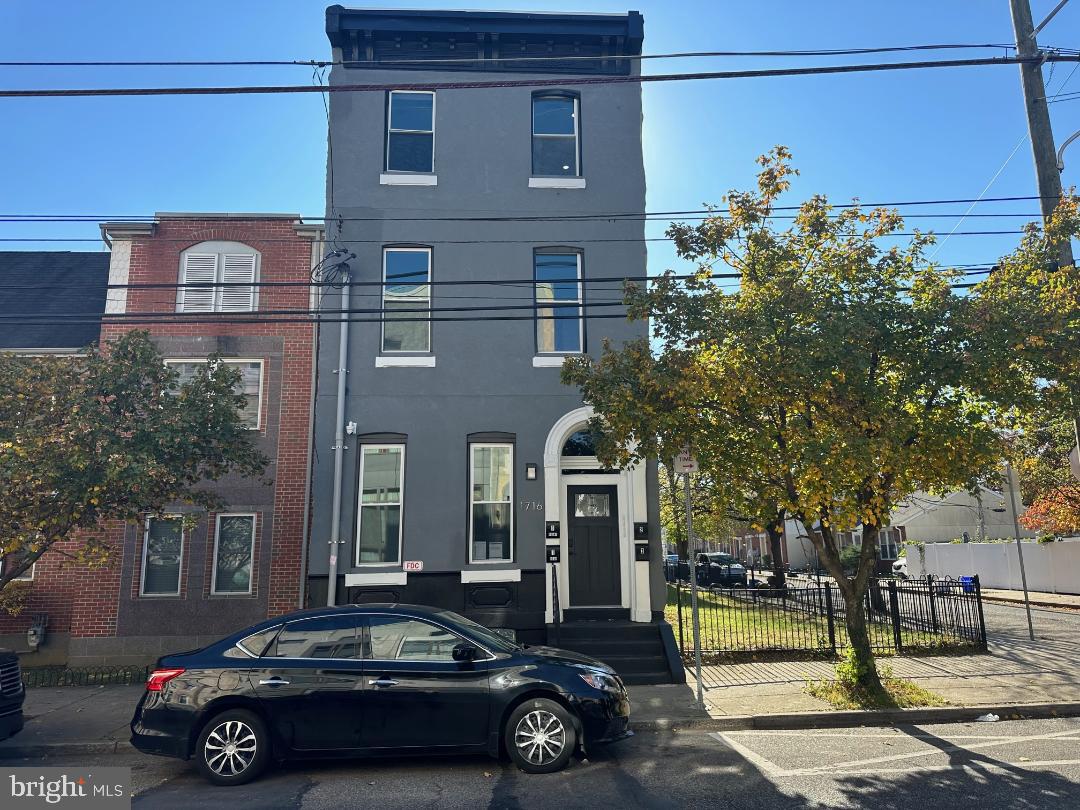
1 216 323 666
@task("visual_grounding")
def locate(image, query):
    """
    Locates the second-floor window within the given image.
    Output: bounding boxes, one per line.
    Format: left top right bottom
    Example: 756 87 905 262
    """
165 359 264 429
532 94 579 177
382 248 431 353
178 242 259 313
535 251 583 354
386 90 435 173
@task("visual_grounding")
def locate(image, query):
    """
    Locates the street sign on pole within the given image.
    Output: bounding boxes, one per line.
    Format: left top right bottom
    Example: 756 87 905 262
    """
1070 445 1080 483
673 446 699 475
685 470 704 709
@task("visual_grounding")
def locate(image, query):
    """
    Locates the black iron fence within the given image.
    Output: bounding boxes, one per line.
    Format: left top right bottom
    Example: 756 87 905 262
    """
21 665 149 689
669 575 986 660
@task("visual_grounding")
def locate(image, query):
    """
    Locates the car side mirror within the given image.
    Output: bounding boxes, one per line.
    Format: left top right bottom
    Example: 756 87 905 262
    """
452 642 478 662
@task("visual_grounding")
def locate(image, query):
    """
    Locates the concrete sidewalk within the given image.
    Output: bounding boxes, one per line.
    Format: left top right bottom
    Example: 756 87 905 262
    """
0 685 144 757
981 588 1080 609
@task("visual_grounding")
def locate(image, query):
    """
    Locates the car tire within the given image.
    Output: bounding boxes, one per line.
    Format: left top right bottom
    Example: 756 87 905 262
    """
505 698 577 774
194 708 270 786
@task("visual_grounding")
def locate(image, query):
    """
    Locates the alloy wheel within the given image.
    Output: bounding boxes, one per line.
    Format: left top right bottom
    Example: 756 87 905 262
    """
204 719 257 777
514 710 566 766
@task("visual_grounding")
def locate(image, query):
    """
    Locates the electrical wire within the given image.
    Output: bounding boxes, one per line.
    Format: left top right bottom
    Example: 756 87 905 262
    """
1 54 1077 98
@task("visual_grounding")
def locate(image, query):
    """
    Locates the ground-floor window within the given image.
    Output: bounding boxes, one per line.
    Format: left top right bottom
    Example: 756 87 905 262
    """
470 443 513 562
212 513 256 595
878 528 900 560
0 547 36 581
357 445 404 565
140 516 183 596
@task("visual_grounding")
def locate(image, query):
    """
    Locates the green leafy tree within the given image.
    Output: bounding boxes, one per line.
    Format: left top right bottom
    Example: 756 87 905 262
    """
658 465 748 559
0 331 268 594
563 148 1042 693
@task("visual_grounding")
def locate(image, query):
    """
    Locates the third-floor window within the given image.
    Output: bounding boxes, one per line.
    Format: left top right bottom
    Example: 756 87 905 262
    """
532 94 580 177
386 90 435 173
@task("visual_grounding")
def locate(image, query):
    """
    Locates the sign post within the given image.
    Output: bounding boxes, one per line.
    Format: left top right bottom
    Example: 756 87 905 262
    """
675 446 704 708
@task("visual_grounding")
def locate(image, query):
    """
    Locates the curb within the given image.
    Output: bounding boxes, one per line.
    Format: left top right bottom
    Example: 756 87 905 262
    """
0 740 134 760
981 595 1080 611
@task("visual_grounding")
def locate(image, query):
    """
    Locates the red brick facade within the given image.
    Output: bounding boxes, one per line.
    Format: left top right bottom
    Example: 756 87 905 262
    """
0 217 321 662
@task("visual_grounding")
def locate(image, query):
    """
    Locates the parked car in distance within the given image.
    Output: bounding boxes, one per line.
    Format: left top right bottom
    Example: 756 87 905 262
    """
131 604 631 785
695 553 748 587
892 557 908 579
0 649 25 740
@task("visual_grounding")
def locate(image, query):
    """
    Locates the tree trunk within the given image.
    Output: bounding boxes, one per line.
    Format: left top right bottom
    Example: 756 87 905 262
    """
765 515 786 589
842 587 884 693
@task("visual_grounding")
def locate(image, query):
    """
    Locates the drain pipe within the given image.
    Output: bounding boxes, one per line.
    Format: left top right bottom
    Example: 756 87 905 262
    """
326 266 351 606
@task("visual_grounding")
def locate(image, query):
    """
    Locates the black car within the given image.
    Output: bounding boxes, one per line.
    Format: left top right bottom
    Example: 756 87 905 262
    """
131 604 630 785
0 650 25 740
694 553 748 587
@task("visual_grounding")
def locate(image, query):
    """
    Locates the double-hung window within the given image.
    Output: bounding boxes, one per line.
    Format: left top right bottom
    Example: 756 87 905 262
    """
532 94 579 176
382 248 431 353
178 242 258 313
211 514 256 595
165 359 264 429
0 547 36 581
386 91 435 173
140 516 183 596
535 251 583 354
356 445 405 565
878 529 900 560
470 444 513 562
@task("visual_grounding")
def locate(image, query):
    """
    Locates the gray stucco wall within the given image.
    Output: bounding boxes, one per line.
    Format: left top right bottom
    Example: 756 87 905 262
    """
310 61 662 617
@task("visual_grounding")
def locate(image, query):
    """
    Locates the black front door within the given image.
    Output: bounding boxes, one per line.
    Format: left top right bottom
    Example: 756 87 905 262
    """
567 485 621 606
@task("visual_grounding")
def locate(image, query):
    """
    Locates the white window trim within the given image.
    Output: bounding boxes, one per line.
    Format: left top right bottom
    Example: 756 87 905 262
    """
460 568 521 583
376 356 437 368
532 355 576 368
139 515 184 598
535 252 584 355
469 443 514 564
0 557 35 582
528 177 586 189
356 444 406 568
210 513 257 596
532 94 580 178
380 173 438 186
381 247 432 355
177 242 260 313
386 90 435 174
345 572 408 587
164 359 265 431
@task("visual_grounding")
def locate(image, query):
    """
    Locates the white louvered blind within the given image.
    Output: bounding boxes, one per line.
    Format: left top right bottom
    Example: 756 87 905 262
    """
219 253 258 312
179 254 218 312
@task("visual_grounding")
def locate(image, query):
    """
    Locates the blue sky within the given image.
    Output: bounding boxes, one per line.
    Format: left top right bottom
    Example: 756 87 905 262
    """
1 0 1078 276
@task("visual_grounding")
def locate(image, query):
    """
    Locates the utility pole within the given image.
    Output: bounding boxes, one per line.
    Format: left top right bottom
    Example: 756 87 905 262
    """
1005 460 1036 641
1009 0 1074 267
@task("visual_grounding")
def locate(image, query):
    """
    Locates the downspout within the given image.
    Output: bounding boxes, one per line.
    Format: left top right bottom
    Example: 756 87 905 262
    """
296 231 324 609
326 268 351 606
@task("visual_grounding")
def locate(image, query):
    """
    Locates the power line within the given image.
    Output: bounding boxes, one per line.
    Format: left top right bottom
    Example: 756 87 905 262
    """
0 194 1055 222
0 43 1032 68
2 55 1078 99
0 267 996 293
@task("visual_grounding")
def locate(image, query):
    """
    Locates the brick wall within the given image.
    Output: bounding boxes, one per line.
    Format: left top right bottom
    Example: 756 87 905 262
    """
3 217 319 652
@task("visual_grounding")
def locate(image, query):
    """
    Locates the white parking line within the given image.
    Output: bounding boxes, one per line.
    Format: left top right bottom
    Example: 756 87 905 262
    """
710 727 1080 779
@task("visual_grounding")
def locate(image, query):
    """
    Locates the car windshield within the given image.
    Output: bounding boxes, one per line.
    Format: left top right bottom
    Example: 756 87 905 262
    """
437 610 520 654
707 554 738 565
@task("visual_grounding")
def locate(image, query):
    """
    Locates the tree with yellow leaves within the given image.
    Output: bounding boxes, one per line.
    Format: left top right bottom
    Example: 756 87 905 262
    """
563 148 1072 694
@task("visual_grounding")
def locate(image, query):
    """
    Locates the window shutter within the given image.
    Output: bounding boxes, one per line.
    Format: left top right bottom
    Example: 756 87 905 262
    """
219 254 257 312
179 254 218 312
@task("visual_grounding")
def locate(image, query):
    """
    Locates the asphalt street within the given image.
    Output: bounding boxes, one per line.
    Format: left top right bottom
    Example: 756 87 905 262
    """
15 716 1077 809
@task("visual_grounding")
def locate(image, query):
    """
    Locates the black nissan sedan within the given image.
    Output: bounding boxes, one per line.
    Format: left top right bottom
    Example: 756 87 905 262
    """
131 604 631 785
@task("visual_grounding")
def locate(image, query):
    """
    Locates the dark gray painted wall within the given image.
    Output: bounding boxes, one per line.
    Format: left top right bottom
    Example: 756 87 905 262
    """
311 59 664 613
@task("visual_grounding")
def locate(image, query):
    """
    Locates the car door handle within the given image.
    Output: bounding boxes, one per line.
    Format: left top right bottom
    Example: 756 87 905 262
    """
368 678 399 688
258 677 290 686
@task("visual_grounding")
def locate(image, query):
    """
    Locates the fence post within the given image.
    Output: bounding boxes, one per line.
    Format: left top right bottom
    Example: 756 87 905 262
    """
927 573 939 634
824 585 837 654
677 581 685 653
887 579 903 652
973 574 988 649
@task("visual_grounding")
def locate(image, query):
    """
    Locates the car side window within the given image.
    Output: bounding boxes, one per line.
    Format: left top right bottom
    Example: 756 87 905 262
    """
266 616 362 660
236 626 281 657
366 617 463 662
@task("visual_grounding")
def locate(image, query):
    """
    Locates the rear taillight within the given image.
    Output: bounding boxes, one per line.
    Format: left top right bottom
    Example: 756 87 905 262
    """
146 668 185 692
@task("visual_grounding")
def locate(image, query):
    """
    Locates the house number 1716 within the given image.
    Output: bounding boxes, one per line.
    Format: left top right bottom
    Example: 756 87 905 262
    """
520 501 543 511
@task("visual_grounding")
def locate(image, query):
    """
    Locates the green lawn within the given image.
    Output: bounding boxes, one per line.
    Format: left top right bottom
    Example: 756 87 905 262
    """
664 583 975 662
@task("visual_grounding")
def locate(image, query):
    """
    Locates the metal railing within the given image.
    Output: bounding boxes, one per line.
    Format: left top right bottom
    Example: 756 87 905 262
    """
670 575 987 660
